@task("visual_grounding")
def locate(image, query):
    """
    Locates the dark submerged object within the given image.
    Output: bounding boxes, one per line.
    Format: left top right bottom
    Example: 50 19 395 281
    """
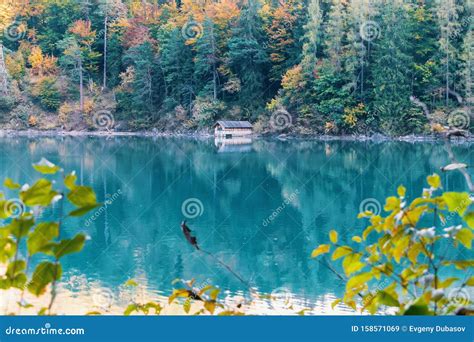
181 220 200 250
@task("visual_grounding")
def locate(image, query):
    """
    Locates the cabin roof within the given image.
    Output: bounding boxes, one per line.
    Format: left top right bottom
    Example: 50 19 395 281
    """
215 121 253 129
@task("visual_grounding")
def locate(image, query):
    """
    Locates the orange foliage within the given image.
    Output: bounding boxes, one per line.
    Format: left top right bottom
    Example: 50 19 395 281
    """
69 20 96 46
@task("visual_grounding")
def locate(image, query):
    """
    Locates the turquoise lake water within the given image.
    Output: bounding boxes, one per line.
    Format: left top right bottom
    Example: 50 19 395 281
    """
1 136 472 313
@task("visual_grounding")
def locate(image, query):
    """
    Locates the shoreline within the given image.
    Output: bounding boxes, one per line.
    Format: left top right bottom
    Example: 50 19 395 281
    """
0 129 473 143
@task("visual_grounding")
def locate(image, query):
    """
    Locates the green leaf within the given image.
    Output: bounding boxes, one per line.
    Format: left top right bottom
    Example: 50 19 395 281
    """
342 253 365 277
4 178 20 190
403 304 431 315
346 272 372 291
466 277 474 286
183 299 191 313
20 179 59 207
124 279 138 287
67 186 98 208
8 217 35 239
68 203 100 217
442 192 471 216
53 234 86 259
27 262 62 297
33 158 61 175
442 260 474 270
329 230 338 244
332 246 352 260
427 174 441 189
64 172 77 191
455 228 473 249
7 260 26 278
377 291 399 307
311 244 330 258
124 304 138 316
464 212 474 229
397 185 406 197
27 222 59 255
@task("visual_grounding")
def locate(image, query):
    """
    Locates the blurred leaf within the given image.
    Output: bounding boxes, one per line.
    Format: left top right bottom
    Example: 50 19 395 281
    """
403 303 431 315
397 185 406 197
27 222 59 255
20 179 58 206
64 172 77 190
4 178 20 190
68 203 100 217
332 246 352 260
28 262 62 297
427 174 441 189
53 234 86 259
67 186 98 208
377 291 399 307
464 212 474 229
124 279 138 287
455 228 473 249
442 192 471 216
311 244 330 258
329 230 338 244
8 217 35 239
33 158 61 175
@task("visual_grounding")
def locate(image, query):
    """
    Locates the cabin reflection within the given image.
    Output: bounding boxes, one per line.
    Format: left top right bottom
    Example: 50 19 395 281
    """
214 136 253 153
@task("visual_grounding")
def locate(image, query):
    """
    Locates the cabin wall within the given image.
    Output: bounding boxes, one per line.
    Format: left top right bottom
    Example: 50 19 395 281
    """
214 127 253 137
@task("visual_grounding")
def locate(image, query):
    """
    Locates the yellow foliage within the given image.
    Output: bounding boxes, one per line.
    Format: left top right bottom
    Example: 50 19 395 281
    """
28 46 44 75
324 121 336 134
28 115 38 127
281 65 303 91
83 99 94 115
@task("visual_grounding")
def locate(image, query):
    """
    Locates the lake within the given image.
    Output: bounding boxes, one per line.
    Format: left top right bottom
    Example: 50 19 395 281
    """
0 136 472 314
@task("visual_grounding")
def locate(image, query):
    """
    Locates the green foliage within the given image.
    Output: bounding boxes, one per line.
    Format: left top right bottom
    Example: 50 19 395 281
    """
0 159 97 314
31 77 62 111
312 174 474 315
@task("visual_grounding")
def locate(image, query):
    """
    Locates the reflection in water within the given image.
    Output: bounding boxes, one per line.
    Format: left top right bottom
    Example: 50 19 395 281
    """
0 136 472 314
214 136 253 153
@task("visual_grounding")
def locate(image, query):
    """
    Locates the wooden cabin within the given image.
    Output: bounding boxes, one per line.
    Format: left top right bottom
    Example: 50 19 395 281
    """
214 121 253 138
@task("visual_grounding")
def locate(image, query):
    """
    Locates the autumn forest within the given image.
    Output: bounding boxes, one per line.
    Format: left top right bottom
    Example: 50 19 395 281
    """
0 0 472 135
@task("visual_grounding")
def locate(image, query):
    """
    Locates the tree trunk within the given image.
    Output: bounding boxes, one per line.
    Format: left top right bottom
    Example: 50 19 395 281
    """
103 15 108 90
79 58 84 112
0 44 9 95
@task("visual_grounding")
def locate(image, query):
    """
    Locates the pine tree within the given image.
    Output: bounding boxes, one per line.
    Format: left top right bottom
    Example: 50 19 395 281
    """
227 0 269 110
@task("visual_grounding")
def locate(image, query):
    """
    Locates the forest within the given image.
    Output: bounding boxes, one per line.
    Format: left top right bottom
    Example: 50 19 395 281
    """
0 0 472 135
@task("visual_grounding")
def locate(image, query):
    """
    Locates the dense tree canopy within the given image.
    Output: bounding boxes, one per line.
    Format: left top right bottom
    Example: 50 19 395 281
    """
0 0 472 135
